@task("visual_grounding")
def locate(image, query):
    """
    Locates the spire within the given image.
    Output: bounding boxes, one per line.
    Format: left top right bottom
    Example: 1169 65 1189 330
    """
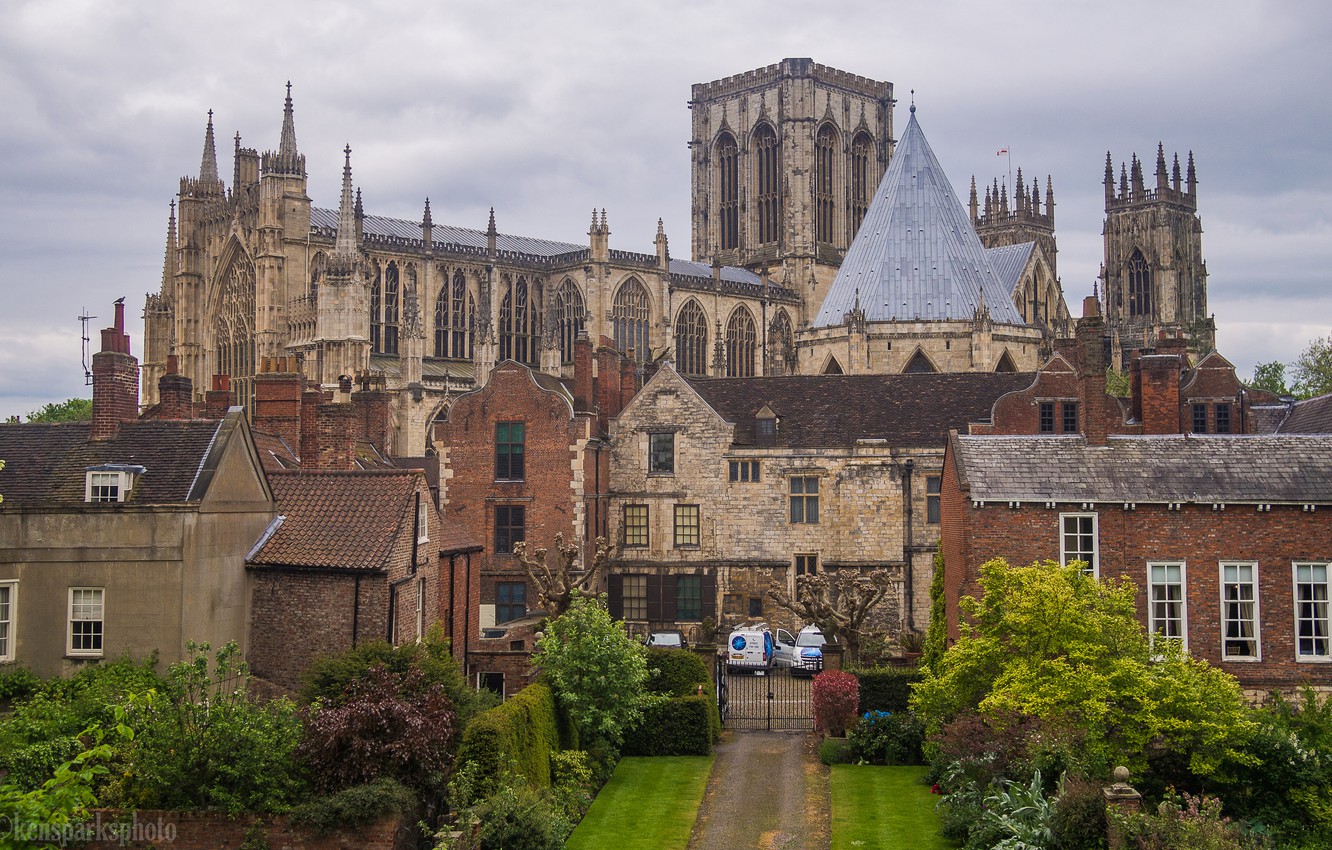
999 181 1009 215
487 207 497 255
161 201 177 289
197 110 220 185
279 81 298 160
1172 153 1182 191
1015 167 1025 214
1119 162 1129 198
1186 151 1197 194
1031 178 1040 216
1104 151 1115 203
335 145 357 257
969 176 979 223
1045 176 1054 224
983 182 992 217
422 197 433 228
1156 142 1168 190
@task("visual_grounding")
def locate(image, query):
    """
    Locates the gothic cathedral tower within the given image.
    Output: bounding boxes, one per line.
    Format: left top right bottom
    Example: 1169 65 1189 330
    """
688 59 893 324
1101 145 1215 367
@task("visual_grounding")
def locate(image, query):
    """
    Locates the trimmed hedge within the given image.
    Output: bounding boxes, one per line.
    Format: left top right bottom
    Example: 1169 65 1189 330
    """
455 682 560 790
854 667 923 714
622 695 714 756
644 648 710 696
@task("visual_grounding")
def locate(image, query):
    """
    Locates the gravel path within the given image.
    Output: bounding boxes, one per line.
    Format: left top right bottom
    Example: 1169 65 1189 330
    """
687 732 831 850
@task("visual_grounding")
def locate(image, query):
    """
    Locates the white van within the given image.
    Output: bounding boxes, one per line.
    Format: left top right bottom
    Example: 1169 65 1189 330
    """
726 625 798 671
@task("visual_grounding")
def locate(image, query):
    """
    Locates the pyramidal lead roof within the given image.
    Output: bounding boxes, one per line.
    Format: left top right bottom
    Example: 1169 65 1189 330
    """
813 107 1025 328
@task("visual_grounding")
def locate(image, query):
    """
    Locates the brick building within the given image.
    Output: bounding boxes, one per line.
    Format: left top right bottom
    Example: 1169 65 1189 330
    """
432 337 635 693
605 363 1033 640
940 301 1332 692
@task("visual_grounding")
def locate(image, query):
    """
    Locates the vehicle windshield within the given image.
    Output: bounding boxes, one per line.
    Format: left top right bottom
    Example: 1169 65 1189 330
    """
796 632 825 647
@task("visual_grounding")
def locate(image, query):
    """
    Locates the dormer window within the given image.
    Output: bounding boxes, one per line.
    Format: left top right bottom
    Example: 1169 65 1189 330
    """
755 404 778 446
84 465 146 503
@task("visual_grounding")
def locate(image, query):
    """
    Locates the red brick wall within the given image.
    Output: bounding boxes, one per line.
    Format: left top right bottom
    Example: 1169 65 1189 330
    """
254 370 304 450
441 550 481 665
436 362 592 624
939 439 971 641
249 570 390 693
950 500 1332 690
78 810 405 849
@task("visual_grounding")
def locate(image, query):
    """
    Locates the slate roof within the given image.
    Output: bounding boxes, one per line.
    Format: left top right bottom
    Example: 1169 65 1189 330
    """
311 208 586 258
952 434 1332 504
249 470 423 570
685 372 1035 448
0 419 227 505
812 108 1026 328
985 242 1036 297
668 259 762 285
1277 393 1332 434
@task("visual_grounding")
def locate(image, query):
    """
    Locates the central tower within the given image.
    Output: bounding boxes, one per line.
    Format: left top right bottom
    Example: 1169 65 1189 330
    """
689 58 893 323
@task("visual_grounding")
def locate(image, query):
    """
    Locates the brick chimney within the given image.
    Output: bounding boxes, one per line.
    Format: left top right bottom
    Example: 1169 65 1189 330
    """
91 299 140 440
300 386 324 466
253 356 304 450
619 355 637 414
1074 296 1108 445
204 375 233 419
596 344 621 436
315 375 357 470
155 355 194 420
1139 354 1183 434
573 331 593 413
352 371 391 452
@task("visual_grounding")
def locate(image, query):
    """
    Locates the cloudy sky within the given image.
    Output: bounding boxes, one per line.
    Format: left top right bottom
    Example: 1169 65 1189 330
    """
2 0 1329 418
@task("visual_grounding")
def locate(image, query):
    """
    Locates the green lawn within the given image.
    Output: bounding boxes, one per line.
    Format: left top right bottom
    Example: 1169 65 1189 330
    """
831 764 959 850
566 755 714 850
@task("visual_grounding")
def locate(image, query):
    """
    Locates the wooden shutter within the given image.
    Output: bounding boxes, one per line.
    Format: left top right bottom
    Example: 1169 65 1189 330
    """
701 571 717 622
607 574 623 620
646 574 663 623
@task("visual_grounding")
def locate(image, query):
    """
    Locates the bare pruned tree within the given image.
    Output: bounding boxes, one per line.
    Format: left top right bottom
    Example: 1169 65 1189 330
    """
767 569 896 664
512 533 612 618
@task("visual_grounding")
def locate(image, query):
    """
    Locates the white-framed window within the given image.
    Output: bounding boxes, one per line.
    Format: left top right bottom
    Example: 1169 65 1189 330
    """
1220 562 1260 661
0 581 16 663
84 464 144 503
1059 513 1098 576
417 496 430 544
1294 562 1331 660
415 577 426 641
67 587 104 657
1148 562 1187 649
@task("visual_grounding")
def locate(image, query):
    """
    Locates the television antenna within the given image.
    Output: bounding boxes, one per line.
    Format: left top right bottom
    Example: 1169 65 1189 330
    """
78 308 97 385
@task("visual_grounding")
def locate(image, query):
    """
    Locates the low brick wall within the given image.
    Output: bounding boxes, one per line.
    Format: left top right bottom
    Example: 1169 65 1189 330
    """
52 810 409 850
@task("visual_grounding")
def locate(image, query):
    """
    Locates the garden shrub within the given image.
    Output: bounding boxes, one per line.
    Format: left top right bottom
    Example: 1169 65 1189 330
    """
621 695 713 756
1115 790 1265 850
548 749 594 822
455 683 560 792
853 667 923 714
299 665 455 794
848 710 924 765
1051 776 1108 850
811 669 859 737
0 665 41 703
288 777 417 835
644 648 709 696
817 736 854 766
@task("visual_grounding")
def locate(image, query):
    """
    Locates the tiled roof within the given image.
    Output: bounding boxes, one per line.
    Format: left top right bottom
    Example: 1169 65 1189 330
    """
0 419 224 505
436 512 483 554
812 109 1026 328
669 259 762 285
310 208 585 257
1277 393 1332 434
685 372 1035 448
953 434 1332 503
252 430 300 472
249 470 423 571
985 242 1035 297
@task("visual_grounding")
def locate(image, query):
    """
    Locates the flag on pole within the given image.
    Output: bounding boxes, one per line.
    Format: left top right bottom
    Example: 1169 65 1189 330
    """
996 148 1008 156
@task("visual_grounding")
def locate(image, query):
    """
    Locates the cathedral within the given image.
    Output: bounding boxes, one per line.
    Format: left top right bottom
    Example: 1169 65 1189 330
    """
142 58 1214 455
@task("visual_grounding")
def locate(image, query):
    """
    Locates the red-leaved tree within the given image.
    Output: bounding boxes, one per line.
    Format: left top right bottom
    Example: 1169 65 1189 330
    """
811 669 860 737
299 665 456 792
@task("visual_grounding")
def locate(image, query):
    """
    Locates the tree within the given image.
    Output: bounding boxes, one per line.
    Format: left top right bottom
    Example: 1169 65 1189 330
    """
532 593 647 747
911 559 1253 779
513 533 612 618
24 398 92 423
767 569 895 664
1291 333 1332 399
1250 360 1291 396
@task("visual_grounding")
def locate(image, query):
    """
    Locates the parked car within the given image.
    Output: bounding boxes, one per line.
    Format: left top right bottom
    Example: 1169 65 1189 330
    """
792 625 832 676
771 627 798 668
726 626 774 671
647 630 686 649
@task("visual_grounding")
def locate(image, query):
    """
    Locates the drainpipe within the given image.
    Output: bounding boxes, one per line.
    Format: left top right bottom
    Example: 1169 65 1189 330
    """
352 574 362 648
902 458 915 633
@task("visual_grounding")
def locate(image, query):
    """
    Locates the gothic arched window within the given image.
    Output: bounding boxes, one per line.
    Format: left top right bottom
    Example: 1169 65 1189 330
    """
717 133 739 251
815 124 837 244
725 306 757 377
451 271 469 358
434 283 448 357
370 262 382 352
553 278 585 364
768 309 795 376
613 278 651 362
1127 249 1152 318
753 123 780 245
214 257 256 412
382 261 400 355
674 299 708 376
851 132 873 238
904 349 937 374
500 276 540 365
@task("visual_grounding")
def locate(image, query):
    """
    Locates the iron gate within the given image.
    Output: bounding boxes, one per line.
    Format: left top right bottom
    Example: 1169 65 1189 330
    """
714 656 814 731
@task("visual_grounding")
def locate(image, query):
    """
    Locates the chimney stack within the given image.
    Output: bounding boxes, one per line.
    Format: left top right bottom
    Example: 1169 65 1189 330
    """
91 298 140 440
204 375 233 419
253 356 305 450
156 354 194 419
573 331 594 412
1074 297 1108 445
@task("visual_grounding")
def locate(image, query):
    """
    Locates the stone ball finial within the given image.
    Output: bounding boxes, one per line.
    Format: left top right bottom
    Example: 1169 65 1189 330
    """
1113 766 1130 783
